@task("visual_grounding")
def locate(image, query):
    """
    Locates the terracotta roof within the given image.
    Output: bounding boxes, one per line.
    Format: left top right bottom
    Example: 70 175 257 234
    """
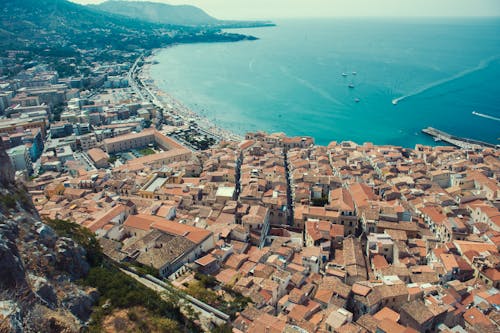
373 307 400 323
420 206 447 224
152 220 212 245
124 213 164 231
454 240 498 255
463 307 493 327
195 254 217 266
87 204 127 232
87 147 108 163
440 253 459 272
372 254 389 270
377 318 406 333
352 283 371 297
124 214 212 245
248 313 286 333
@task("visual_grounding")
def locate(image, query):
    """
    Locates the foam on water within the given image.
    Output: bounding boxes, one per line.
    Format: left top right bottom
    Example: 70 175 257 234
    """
392 55 500 105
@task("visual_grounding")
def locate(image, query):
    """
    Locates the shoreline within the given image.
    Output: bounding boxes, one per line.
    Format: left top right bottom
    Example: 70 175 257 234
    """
140 49 244 143
138 45 498 150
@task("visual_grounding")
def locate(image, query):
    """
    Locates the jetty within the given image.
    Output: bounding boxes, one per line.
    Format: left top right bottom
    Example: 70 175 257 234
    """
421 127 498 150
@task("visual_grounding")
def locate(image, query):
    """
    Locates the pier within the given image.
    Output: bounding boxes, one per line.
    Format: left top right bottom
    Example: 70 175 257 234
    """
421 127 498 150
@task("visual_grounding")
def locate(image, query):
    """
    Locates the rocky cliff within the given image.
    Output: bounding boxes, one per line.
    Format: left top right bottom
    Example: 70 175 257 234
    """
0 141 97 333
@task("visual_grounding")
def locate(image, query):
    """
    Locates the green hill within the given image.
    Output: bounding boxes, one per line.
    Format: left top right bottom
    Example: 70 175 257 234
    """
0 0 256 53
93 0 275 28
94 0 219 26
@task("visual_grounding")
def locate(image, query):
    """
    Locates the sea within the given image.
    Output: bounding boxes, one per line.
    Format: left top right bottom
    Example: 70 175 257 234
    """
150 18 500 147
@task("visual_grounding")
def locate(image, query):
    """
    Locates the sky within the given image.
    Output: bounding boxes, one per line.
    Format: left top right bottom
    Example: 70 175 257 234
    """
71 0 500 20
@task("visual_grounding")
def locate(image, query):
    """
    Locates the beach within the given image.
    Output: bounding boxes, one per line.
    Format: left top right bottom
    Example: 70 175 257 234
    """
146 19 500 148
139 51 244 143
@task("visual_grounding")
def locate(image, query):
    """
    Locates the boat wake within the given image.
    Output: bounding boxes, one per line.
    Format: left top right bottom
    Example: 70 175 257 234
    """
248 59 255 71
280 66 344 106
392 55 499 105
472 111 500 122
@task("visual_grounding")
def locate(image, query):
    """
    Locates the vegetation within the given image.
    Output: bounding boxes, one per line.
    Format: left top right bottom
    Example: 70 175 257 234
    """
186 273 251 319
1 0 258 62
121 261 159 278
45 218 103 267
107 155 118 164
43 219 196 332
102 306 180 333
93 0 275 28
312 196 329 207
0 193 17 210
139 147 156 156
83 265 186 332
0 188 34 211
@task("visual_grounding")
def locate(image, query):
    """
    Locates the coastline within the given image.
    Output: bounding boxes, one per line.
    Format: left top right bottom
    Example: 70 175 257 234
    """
139 49 244 143
135 20 500 149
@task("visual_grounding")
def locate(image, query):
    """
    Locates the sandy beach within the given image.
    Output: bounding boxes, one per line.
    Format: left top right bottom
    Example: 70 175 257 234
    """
139 50 244 143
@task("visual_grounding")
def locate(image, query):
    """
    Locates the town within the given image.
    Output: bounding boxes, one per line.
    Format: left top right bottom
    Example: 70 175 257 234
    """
1 52 499 332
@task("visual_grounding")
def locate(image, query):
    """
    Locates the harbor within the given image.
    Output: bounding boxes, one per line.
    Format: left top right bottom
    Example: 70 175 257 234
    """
422 127 498 150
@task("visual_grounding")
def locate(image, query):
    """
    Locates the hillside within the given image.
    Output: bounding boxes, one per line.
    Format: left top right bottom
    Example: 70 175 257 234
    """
0 139 95 332
0 140 193 332
93 0 275 28
94 0 219 26
0 0 256 55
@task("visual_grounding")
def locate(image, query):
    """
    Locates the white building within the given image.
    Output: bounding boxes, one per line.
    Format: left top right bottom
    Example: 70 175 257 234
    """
7 145 33 174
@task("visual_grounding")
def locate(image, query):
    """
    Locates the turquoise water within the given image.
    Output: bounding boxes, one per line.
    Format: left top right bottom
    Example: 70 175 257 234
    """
151 18 500 147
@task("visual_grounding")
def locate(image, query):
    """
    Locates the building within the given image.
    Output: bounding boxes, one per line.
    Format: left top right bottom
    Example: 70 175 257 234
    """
122 214 215 278
50 122 74 138
7 145 33 174
87 148 109 169
103 129 184 154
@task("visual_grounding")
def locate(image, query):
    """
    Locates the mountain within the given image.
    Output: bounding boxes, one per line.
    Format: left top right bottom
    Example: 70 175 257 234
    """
0 139 95 332
93 0 275 28
0 0 256 55
94 0 219 26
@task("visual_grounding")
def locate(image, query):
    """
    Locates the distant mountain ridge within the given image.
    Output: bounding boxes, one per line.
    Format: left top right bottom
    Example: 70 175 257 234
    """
93 0 275 28
93 0 219 26
0 0 257 55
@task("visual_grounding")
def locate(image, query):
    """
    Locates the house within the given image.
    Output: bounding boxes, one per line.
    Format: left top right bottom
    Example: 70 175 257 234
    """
399 300 447 332
87 147 109 168
122 214 214 277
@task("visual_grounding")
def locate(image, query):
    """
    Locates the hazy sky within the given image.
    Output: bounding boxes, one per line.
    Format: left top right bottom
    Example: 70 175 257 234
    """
72 0 500 20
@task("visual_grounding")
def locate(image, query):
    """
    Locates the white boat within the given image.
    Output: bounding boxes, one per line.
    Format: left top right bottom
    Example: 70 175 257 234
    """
341 73 348 77
355 98 360 103
348 84 355 89
352 71 357 75
392 99 398 105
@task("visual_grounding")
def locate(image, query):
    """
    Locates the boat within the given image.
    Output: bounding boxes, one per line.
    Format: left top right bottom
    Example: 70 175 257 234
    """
354 98 360 103
348 84 355 89
352 71 357 75
341 73 348 77
392 99 398 105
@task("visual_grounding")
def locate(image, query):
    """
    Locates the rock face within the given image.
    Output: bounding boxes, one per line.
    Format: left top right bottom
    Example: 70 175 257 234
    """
0 149 97 332
0 220 27 290
55 237 90 280
0 139 15 186
62 289 95 322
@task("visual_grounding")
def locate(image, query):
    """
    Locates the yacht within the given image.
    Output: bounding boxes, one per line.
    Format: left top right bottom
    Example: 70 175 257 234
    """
352 71 357 75
341 73 348 77
348 84 355 89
